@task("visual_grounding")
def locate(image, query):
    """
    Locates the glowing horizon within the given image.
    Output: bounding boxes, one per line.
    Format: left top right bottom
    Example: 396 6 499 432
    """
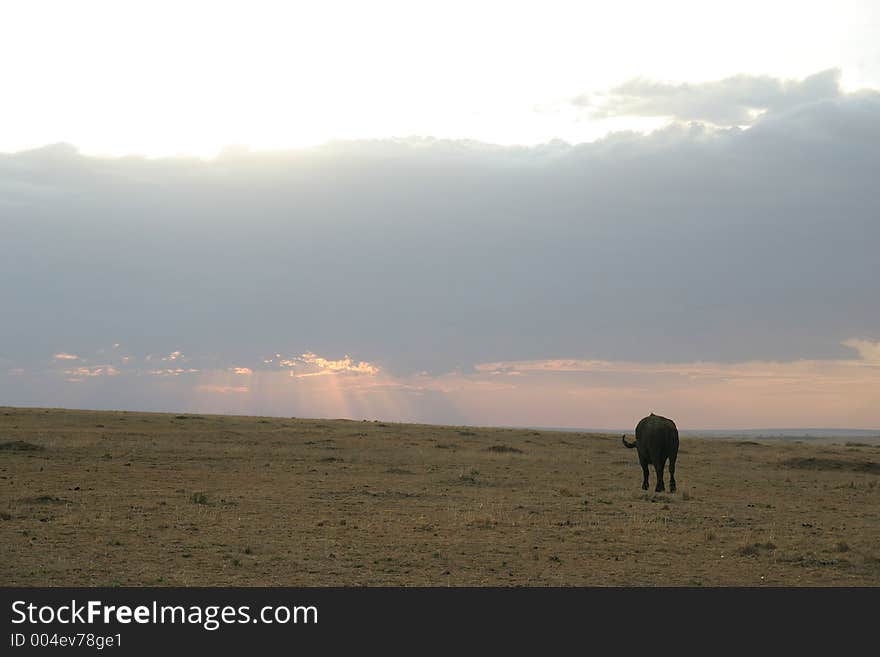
4 338 879 430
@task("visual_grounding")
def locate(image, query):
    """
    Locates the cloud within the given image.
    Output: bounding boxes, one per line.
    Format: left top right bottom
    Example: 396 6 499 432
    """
63 365 118 379
842 339 880 363
1 77 878 428
576 69 843 125
53 353 80 361
231 367 253 375
299 352 379 375
261 351 380 376
148 368 200 376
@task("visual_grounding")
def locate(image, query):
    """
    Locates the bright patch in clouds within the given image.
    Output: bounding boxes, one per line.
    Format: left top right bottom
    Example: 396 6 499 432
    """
149 368 200 377
64 365 119 382
299 352 380 376
262 352 380 377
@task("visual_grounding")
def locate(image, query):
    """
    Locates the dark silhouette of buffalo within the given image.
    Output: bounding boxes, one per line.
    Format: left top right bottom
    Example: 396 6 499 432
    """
622 413 679 492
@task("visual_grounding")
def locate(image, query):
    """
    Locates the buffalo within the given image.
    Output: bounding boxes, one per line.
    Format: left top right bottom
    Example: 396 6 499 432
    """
622 413 679 492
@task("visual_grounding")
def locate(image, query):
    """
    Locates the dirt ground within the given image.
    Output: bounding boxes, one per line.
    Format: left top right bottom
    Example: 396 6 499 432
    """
1 406 878 586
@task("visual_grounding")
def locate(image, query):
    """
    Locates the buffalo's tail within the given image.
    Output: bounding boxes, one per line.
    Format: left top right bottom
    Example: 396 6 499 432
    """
622 435 637 448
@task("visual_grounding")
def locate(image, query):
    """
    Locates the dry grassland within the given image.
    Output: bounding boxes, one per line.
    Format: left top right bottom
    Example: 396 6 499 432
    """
1 407 878 586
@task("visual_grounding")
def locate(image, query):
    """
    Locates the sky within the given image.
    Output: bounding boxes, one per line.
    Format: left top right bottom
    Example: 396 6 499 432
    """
1 1 879 429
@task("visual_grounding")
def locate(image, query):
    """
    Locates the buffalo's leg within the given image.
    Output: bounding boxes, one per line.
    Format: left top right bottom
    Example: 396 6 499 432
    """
669 455 677 492
639 455 650 490
653 457 666 492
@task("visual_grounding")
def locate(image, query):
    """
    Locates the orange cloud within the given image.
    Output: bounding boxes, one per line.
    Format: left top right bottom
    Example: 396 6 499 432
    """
267 351 380 375
64 365 119 378
299 352 380 375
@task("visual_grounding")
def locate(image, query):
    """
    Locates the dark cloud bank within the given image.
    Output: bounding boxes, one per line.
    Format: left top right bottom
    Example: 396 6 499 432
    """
1 75 879 411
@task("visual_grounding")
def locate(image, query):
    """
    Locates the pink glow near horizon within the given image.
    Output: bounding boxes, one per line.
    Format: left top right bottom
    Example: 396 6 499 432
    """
181 342 880 429
21 342 880 429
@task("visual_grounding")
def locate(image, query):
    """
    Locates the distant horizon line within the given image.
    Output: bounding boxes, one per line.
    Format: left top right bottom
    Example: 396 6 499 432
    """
525 426 880 437
2 405 877 436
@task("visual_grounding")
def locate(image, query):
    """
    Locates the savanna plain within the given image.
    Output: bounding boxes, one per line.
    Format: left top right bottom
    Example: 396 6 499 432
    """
1 407 878 586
